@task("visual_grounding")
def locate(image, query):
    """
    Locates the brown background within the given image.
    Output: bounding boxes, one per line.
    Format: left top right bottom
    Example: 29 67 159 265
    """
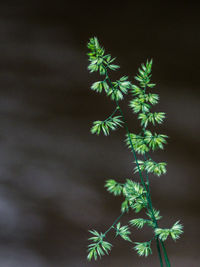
0 1 199 266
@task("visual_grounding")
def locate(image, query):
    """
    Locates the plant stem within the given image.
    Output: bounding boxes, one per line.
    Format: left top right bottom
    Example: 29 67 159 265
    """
156 239 164 267
104 106 119 122
160 241 171 267
104 212 124 236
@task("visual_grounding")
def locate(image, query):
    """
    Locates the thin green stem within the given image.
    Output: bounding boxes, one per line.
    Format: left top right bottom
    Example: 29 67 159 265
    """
156 238 164 267
160 241 171 267
104 212 124 236
104 106 119 122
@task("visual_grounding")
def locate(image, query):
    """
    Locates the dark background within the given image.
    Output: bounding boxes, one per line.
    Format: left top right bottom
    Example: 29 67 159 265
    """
0 1 199 266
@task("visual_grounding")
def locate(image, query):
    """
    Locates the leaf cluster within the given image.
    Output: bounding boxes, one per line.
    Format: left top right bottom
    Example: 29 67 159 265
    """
126 131 168 155
115 222 132 242
155 221 183 241
134 160 167 177
134 241 152 257
134 60 155 88
105 179 123 196
91 115 123 136
87 37 119 75
123 180 148 213
87 230 112 261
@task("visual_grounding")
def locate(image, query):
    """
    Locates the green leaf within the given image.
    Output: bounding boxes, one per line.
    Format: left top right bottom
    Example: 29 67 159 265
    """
105 179 123 196
131 84 143 96
101 241 112 254
147 83 156 88
121 199 129 213
125 133 149 155
87 230 112 261
170 221 184 241
155 228 170 241
134 59 154 88
134 241 152 257
134 160 167 177
154 112 166 124
91 81 103 93
108 64 120 71
147 93 159 105
131 199 146 213
116 222 132 242
138 112 165 128
129 218 147 229
107 77 131 101
146 208 162 221
91 115 123 136
144 130 168 151
155 222 183 242
123 180 147 213
123 180 146 200
129 99 151 113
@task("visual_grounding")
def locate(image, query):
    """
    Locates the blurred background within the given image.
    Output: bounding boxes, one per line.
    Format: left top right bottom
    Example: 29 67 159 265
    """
0 1 199 266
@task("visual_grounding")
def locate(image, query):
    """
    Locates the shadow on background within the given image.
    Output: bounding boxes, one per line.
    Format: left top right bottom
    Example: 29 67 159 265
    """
0 1 199 266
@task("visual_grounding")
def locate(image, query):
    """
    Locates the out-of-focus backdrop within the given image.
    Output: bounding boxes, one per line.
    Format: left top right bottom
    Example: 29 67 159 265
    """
0 1 199 266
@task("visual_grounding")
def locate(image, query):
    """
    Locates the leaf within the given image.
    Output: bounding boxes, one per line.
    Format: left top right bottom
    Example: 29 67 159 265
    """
125 133 149 155
147 93 159 105
121 199 129 213
87 230 112 261
105 179 123 196
129 99 151 113
154 112 166 124
155 228 170 241
108 64 120 71
131 200 146 213
155 221 183 242
134 160 167 177
146 208 162 221
129 218 147 229
170 221 184 241
131 84 143 96
134 241 152 257
144 131 168 151
91 81 103 93
101 241 112 254
116 222 132 242
133 59 154 88
91 115 123 136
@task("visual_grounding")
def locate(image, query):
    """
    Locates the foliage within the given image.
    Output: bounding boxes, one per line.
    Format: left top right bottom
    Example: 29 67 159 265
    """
105 179 123 196
155 221 183 241
134 160 167 177
91 115 123 136
134 241 152 257
115 222 132 242
86 37 183 265
87 230 112 261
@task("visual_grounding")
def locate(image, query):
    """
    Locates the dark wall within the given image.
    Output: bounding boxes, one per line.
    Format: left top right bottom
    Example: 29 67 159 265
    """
0 1 199 266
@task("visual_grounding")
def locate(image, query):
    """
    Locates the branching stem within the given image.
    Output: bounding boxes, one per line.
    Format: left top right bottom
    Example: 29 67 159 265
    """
103 212 124 236
105 72 170 267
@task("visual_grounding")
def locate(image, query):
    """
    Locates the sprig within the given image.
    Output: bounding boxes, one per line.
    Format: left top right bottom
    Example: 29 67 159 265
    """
87 230 112 261
91 115 123 136
134 160 167 177
134 241 152 257
115 222 132 242
155 221 183 241
105 179 124 196
86 37 183 266
129 218 148 229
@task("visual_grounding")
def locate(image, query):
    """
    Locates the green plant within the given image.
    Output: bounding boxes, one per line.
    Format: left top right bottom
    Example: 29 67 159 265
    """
86 37 183 266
